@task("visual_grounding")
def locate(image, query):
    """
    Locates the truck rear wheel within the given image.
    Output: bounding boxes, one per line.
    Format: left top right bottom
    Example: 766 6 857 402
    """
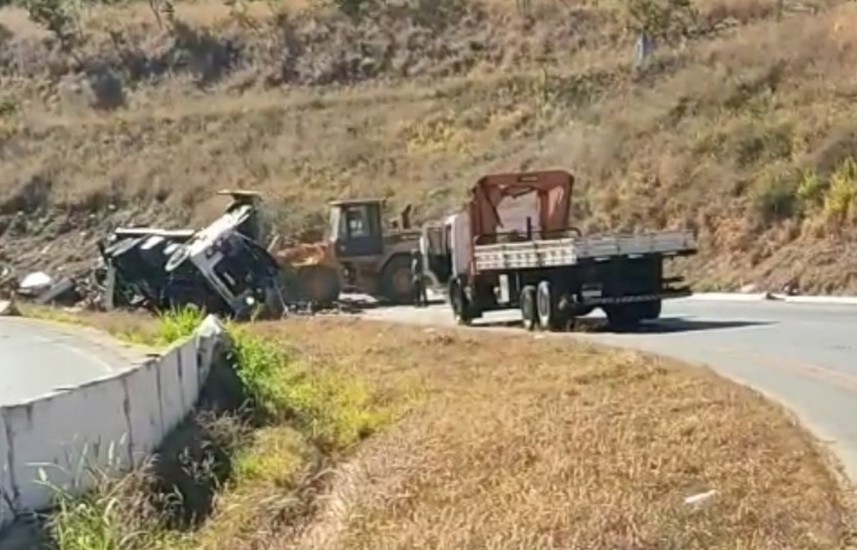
604 303 644 331
537 280 564 331
520 285 537 331
639 299 662 320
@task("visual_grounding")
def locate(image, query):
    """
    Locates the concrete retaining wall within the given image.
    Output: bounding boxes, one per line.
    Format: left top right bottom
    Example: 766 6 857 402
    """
0 315 226 529
0 410 12 526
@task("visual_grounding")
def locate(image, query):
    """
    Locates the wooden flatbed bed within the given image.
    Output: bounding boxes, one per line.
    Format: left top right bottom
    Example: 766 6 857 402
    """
473 230 697 272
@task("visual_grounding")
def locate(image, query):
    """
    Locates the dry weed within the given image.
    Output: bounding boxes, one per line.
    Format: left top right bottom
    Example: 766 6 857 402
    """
220 318 852 550
54 311 855 548
3 0 857 289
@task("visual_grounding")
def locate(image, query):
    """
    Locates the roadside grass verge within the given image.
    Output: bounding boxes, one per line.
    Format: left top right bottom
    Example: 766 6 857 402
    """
240 318 855 550
34 308 399 550
33 311 856 549
18 303 204 348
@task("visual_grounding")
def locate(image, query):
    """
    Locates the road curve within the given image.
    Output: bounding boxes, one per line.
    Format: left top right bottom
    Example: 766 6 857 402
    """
360 297 857 481
0 317 149 406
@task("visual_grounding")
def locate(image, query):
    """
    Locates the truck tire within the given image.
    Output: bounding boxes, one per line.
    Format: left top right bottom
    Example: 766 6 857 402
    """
449 277 472 326
537 280 563 331
639 299 662 320
604 303 643 331
380 254 413 305
520 285 537 331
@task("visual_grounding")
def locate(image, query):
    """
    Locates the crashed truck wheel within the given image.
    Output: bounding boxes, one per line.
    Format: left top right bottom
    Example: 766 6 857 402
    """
297 265 341 305
165 245 191 273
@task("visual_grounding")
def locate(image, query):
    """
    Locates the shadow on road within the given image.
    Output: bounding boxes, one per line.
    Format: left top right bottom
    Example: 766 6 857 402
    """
337 298 446 313
467 317 773 335
602 317 774 335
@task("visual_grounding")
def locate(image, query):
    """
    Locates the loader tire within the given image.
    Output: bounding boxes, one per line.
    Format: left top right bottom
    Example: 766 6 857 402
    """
380 254 413 305
297 264 341 305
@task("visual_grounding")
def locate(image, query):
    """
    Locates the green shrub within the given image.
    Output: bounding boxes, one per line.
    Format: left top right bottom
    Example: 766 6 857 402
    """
822 157 857 225
795 168 827 207
625 0 697 39
156 306 207 345
749 171 798 223
40 451 180 550
228 326 391 451
45 315 392 549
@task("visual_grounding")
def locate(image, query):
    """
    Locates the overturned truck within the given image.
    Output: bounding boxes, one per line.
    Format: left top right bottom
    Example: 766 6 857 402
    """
97 191 288 319
421 170 697 331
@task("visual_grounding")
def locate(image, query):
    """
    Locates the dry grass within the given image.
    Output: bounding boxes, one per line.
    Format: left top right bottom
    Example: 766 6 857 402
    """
2 0 857 291
142 316 853 549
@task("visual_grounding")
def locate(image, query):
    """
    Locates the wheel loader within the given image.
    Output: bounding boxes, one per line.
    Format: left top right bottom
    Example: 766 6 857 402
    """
272 198 422 305
192 191 421 306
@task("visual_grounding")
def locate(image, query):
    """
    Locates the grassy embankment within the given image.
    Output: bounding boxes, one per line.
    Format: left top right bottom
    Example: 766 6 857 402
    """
3 0 857 291
14 305 854 550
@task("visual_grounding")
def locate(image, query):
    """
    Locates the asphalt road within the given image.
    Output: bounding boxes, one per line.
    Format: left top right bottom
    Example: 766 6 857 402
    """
0 317 148 406
361 296 857 481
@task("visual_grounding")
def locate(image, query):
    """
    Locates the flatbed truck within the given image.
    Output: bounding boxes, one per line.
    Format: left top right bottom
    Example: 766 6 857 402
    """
420 170 697 331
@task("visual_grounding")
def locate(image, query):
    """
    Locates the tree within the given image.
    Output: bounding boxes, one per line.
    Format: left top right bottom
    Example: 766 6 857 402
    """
625 0 697 42
22 0 82 53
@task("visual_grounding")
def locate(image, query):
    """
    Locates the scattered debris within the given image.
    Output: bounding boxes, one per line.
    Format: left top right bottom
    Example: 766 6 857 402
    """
0 266 14 297
17 272 53 297
34 277 79 306
0 299 20 317
781 278 800 296
684 489 717 506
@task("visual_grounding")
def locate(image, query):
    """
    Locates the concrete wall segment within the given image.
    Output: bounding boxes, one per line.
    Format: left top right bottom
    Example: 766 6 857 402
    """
0 320 225 532
0 410 13 527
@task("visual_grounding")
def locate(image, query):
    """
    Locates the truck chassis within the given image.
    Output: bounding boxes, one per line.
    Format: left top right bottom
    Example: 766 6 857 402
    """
448 230 696 331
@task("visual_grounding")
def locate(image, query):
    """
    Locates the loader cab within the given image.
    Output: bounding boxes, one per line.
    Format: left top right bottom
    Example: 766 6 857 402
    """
328 198 385 258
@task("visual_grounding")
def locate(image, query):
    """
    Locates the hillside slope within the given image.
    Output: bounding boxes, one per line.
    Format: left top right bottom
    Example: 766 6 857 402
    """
2 0 857 292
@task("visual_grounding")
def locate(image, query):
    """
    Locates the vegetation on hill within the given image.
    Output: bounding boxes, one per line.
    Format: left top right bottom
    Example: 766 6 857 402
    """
1 0 857 292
